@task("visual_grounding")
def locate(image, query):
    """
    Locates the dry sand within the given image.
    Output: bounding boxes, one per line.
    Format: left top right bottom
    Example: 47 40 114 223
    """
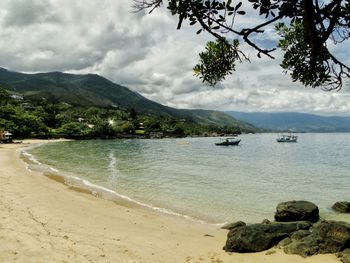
0 140 339 262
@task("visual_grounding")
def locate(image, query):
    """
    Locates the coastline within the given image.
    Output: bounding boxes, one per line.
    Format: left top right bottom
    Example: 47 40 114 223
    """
0 140 339 262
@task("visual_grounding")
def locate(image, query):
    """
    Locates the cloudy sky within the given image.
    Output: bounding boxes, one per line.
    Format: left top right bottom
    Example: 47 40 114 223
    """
0 0 349 116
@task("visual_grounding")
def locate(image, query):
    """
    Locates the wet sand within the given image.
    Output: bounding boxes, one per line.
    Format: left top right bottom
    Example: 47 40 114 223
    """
0 140 339 262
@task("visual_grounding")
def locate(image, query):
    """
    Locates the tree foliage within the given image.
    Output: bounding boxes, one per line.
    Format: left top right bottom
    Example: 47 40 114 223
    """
133 0 350 90
193 38 244 86
0 87 248 139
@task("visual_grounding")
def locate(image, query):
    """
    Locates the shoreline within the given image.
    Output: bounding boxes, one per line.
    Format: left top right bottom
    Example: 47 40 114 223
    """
20 140 221 226
0 140 339 262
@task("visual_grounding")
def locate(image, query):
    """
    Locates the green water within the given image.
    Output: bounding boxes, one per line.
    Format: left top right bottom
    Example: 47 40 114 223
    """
26 134 350 224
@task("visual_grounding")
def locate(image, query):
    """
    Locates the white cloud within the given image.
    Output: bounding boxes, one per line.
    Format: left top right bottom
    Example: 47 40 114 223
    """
0 0 349 116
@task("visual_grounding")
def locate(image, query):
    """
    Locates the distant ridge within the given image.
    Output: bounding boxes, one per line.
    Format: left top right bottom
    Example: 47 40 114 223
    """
0 67 256 131
226 111 350 132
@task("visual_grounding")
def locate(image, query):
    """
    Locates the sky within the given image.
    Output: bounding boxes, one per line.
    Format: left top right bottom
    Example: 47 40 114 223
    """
0 0 349 116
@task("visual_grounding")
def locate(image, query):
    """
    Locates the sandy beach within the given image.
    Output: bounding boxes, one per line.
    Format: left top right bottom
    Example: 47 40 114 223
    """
0 140 339 263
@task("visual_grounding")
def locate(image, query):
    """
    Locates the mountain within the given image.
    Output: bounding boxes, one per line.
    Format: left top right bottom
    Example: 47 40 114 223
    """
226 111 350 132
0 67 256 130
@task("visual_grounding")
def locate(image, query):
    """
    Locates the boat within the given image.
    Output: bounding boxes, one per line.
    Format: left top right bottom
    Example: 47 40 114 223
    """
276 134 298 143
215 137 241 146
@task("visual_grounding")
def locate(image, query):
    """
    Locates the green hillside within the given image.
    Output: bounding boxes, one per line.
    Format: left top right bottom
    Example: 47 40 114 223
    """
0 67 256 131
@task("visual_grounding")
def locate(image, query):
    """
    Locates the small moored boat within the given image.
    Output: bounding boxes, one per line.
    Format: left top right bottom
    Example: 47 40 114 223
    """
215 137 241 146
276 134 298 143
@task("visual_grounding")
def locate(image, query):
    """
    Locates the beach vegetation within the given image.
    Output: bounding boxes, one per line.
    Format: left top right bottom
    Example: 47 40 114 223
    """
0 88 246 139
0 67 256 131
0 85 11 106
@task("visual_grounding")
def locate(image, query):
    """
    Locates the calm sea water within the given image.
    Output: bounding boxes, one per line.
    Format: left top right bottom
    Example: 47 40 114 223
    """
26 134 350 224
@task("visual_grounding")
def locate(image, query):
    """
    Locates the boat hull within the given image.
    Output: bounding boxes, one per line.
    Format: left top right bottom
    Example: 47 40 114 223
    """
215 139 241 146
276 134 298 143
276 138 297 143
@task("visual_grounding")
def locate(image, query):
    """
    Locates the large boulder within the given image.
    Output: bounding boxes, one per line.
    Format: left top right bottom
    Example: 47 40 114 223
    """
332 202 350 213
338 249 350 263
221 221 246 230
275 201 319 223
224 221 312 253
282 220 350 257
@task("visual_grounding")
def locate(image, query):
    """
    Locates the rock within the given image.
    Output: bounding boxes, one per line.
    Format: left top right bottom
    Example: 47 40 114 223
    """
277 237 292 248
332 202 350 213
265 250 276 255
223 201 350 258
341 253 350 263
261 219 271 224
275 201 319 223
339 249 350 263
283 235 320 257
221 221 246 230
290 230 311 241
282 220 350 257
224 221 312 253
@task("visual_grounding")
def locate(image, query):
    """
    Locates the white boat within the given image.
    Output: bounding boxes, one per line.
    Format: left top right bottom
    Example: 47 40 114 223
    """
276 134 298 143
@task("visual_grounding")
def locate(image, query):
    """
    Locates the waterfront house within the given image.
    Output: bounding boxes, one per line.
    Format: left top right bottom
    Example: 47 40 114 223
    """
0 130 13 143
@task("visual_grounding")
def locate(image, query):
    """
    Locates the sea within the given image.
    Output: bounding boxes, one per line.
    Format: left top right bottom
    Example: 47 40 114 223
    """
23 133 350 225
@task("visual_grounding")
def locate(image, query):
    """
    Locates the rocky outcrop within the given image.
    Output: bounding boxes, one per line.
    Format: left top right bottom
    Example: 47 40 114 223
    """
224 221 312 252
338 249 350 263
333 202 350 213
223 200 350 259
275 200 319 223
221 221 246 230
281 220 350 257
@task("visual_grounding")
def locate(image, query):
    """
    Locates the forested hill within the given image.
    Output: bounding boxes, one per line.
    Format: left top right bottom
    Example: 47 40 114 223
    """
226 111 350 132
0 67 254 130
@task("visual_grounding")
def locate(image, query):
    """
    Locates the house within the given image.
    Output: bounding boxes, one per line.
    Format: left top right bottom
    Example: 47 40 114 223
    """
0 130 13 143
10 94 24 100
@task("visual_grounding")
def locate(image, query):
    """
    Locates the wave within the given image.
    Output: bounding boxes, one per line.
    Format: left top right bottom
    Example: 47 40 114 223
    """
75 178 223 226
21 151 42 165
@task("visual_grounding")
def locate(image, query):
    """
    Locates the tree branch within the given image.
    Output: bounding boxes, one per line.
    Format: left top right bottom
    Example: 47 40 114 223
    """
132 0 163 13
